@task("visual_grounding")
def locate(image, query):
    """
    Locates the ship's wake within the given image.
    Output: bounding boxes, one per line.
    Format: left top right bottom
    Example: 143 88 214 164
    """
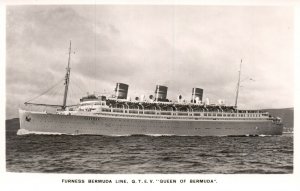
258 134 272 137
17 129 63 135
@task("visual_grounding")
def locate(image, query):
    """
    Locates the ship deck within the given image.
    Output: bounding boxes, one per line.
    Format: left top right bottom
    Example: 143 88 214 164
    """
57 107 274 122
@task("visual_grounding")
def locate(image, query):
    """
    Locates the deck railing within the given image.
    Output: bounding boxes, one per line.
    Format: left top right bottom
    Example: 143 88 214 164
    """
99 107 268 119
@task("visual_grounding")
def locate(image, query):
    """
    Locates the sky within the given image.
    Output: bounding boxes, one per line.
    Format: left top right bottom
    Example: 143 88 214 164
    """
5 5 294 119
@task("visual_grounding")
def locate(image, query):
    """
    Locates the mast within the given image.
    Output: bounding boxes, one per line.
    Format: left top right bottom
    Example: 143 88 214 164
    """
234 59 242 108
62 41 72 110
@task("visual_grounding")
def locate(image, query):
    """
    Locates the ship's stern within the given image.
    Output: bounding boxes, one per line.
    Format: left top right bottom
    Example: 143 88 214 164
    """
273 117 284 135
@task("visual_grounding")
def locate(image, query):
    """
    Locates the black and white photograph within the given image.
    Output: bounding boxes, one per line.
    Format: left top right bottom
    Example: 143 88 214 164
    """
1 0 299 190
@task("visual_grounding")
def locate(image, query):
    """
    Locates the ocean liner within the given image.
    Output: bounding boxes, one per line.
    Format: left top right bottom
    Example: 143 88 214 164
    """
18 42 283 136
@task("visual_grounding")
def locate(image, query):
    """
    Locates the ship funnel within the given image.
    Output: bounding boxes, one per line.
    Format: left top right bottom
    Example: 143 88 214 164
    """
115 83 129 100
191 88 203 103
155 85 168 102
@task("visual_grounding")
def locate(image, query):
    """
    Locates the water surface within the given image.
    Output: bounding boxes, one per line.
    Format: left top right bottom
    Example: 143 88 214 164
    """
6 126 293 173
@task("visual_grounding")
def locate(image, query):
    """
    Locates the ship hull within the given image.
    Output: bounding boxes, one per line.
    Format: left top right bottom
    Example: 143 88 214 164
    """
19 109 283 136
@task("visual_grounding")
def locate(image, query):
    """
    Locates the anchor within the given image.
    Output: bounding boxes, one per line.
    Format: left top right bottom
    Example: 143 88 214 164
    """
25 115 31 122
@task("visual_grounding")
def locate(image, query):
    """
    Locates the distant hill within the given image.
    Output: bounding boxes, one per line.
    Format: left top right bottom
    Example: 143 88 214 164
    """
6 108 294 133
263 108 294 129
6 118 20 134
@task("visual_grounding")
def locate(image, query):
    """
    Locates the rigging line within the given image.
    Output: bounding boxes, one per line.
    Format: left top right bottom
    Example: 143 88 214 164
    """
59 84 67 104
72 85 78 104
72 83 81 100
69 76 78 95
72 75 87 95
71 75 84 95
24 103 64 107
42 83 60 105
70 85 79 98
35 84 56 103
48 82 62 98
68 83 75 105
70 81 81 104
54 81 63 96
52 83 63 104
67 80 72 104
71 86 80 104
69 81 75 102
25 77 65 103
68 83 72 102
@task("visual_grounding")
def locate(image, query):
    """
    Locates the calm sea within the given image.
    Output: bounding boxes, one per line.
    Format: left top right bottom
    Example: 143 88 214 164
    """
6 122 293 174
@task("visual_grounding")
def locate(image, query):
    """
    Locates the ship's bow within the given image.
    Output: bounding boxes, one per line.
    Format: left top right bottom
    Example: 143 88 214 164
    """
18 109 30 131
